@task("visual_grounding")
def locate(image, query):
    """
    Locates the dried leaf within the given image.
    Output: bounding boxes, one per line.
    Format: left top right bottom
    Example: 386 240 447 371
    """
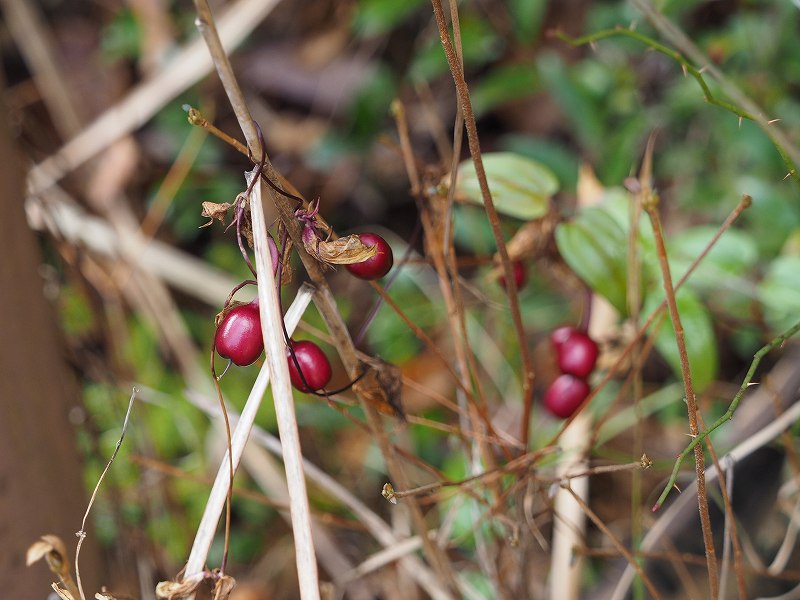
52 583 74 600
200 202 233 227
353 358 405 419
382 483 397 504
156 579 200 599
304 234 378 265
214 300 248 328
213 574 236 600
27 535 70 579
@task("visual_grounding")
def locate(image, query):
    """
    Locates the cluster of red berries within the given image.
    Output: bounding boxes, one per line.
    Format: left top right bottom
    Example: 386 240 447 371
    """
543 326 599 419
214 233 393 393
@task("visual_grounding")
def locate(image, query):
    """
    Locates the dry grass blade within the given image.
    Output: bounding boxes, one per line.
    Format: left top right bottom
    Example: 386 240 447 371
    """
75 388 137 600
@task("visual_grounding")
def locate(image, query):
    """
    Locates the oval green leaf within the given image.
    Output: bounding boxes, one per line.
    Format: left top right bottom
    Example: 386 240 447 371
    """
554 205 633 314
641 288 718 392
758 255 800 333
455 152 558 220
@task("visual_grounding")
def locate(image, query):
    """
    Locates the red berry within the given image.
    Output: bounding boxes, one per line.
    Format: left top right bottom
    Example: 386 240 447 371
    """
215 300 263 366
499 260 527 291
556 330 598 379
544 374 591 419
345 233 393 280
550 325 577 350
287 340 332 392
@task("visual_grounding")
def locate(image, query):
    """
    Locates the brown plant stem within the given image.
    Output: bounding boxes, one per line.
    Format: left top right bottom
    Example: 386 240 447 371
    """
579 547 800 584
643 194 718 599
430 0 535 446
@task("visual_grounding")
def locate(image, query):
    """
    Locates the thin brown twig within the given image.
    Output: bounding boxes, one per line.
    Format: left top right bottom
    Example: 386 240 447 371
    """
430 0 535 447
561 484 663 600
643 192 718 598
580 546 800 584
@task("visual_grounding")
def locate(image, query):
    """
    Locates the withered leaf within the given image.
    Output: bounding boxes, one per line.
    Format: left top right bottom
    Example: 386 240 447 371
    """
214 300 248 328
27 535 70 578
353 358 405 419
200 202 233 227
304 234 378 266
52 584 74 600
156 579 199 599
213 574 236 600
382 483 397 504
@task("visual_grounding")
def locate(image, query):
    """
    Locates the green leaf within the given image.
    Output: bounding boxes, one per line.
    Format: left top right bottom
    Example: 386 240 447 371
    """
669 226 758 289
758 255 800 333
554 204 632 313
455 152 558 220
641 288 718 392
471 64 540 117
351 0 427 38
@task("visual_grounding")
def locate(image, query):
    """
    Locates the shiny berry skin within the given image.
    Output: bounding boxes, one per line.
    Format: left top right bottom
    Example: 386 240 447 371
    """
556 330 598 379
544 374 591 419
215 300 263 366
550 325 577 350
287 340 332 392
499 260 527 291
345 233 393 280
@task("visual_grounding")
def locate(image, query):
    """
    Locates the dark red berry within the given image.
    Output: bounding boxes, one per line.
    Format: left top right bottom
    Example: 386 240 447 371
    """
544 374 591 419
287 340 332 392
499 260 527 291
556 330 598 379
345 233 393 280
550 325 577 350
215 300 263 366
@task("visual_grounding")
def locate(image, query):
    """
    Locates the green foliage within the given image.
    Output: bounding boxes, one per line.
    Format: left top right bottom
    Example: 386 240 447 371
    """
100 8 140 61
758 254 800 332
352 0 427 38
408 15 503 82
642 288 718 392
555 196 637 314
455 152 558 221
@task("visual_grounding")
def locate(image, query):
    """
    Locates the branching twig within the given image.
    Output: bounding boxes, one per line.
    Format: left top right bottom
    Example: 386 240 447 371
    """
554 25 800 186
655 318 800 509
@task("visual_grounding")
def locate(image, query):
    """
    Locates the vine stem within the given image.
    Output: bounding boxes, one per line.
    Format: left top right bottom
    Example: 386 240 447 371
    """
643 193 718 599
430 0 535 445
655 318 800 509
554 23 800 187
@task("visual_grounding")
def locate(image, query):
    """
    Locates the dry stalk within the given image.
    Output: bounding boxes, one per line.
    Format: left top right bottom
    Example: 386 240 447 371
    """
183 285 314 586
190 0 457 593
643 195 718 598
429 0 535 445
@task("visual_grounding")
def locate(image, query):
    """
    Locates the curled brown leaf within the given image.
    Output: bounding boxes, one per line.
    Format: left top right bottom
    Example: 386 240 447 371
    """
200 202 233 227
303 234 378 266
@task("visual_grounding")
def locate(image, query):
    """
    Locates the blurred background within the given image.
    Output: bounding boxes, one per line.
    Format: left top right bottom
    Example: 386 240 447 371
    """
2 0 800 598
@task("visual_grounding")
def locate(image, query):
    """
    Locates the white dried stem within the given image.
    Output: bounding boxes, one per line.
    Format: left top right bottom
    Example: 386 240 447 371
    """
250 172 320 599
184 392 453 600
183 283 313 583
